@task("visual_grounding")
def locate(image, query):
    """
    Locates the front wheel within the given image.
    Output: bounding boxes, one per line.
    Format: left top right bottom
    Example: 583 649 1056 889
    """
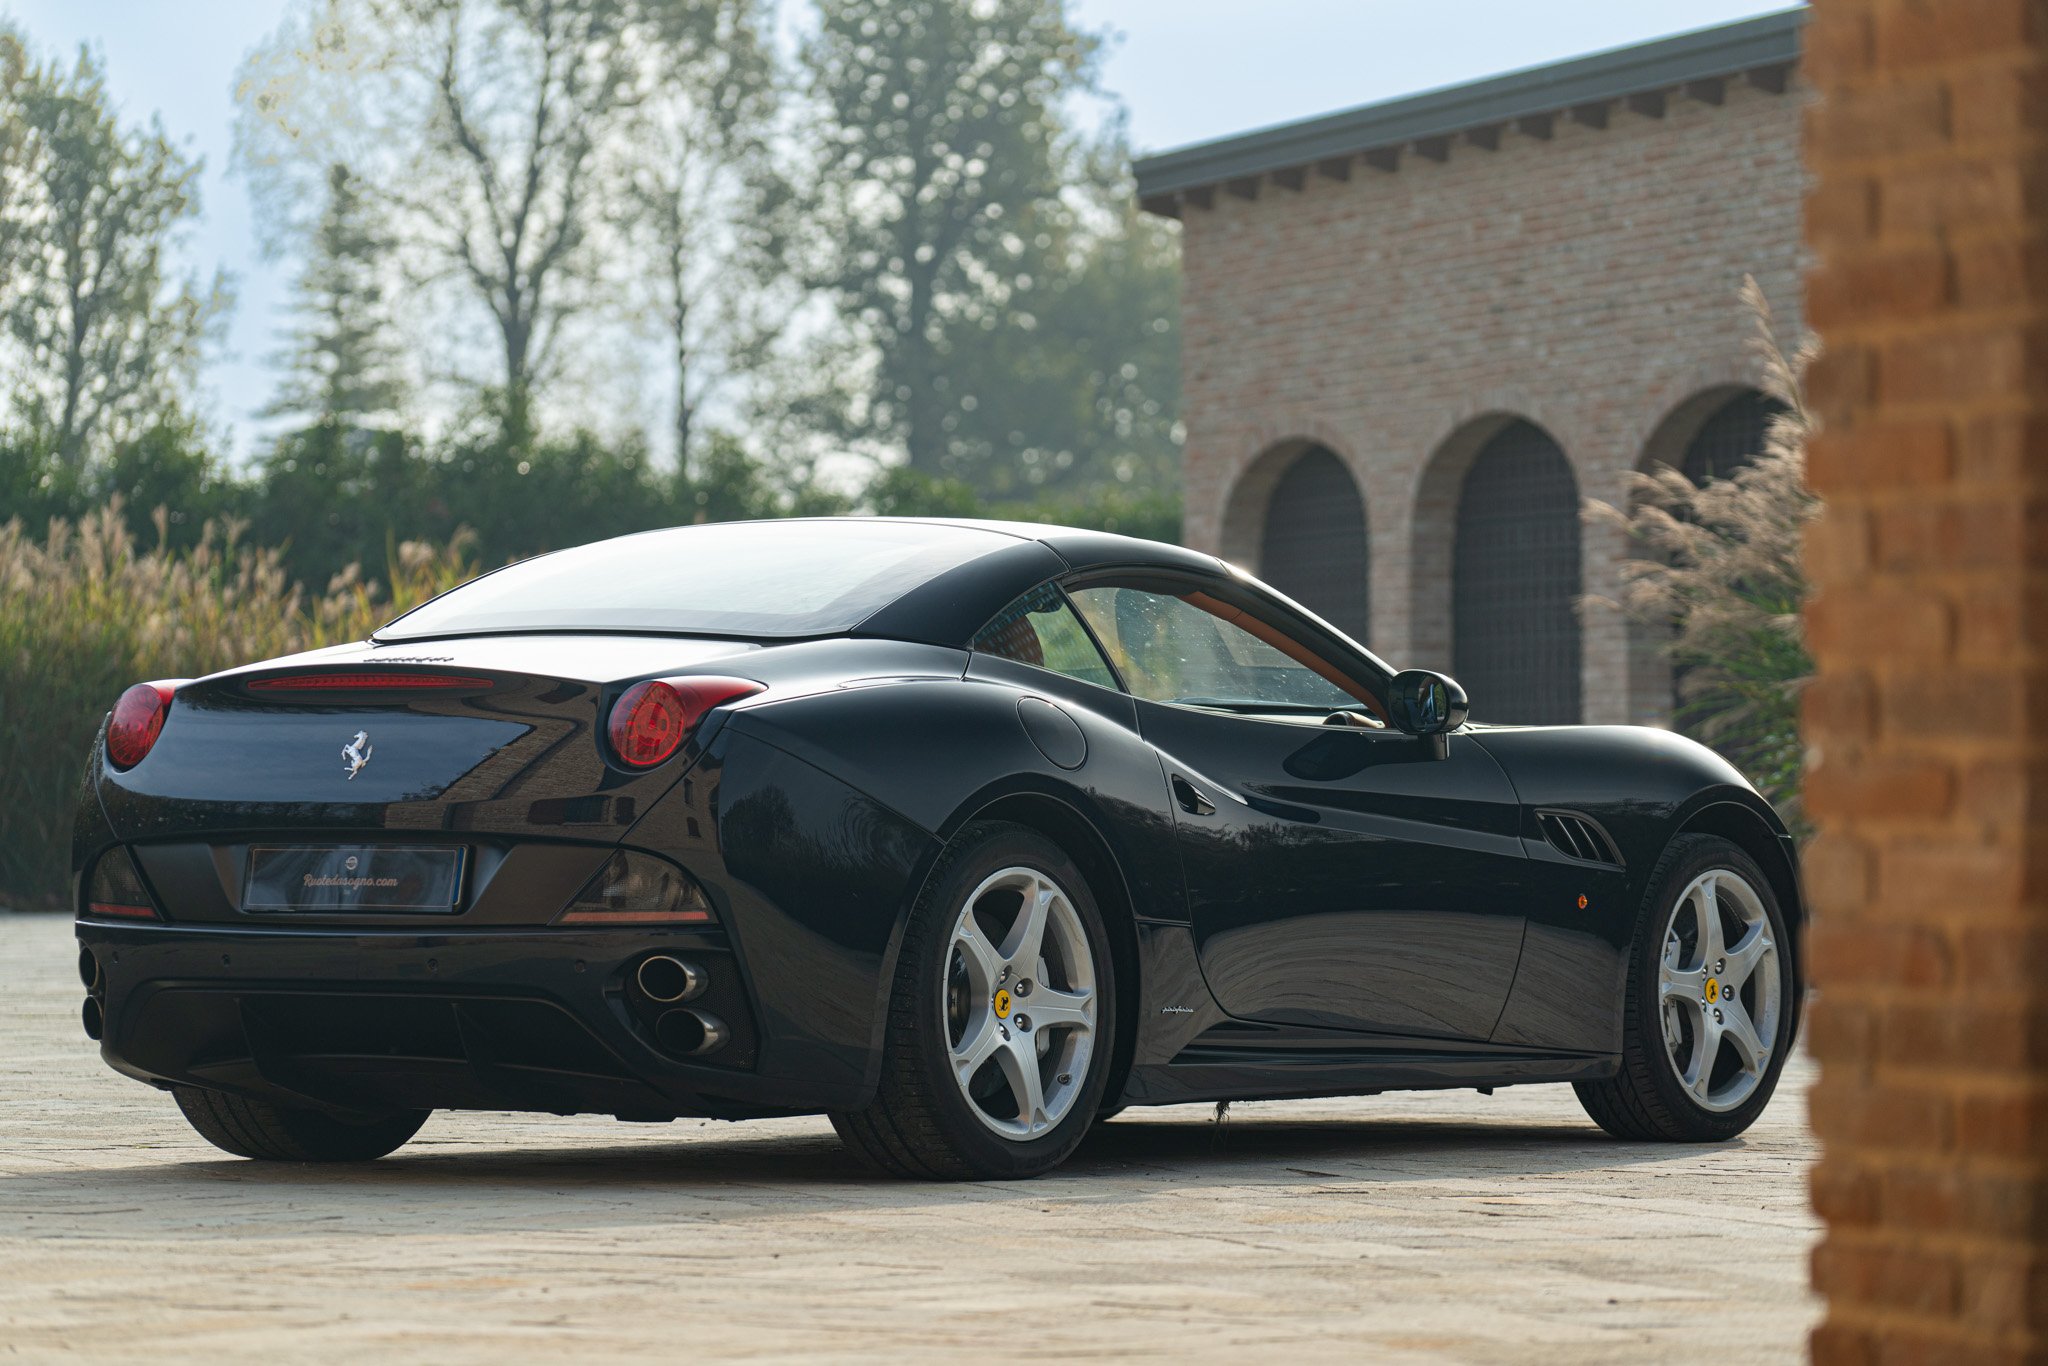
1575 834 1796 1142
831 821 1117 1180
174 1086 428 1161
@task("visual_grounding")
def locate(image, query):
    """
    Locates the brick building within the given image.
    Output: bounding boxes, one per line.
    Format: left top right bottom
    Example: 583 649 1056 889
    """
1134 10 1806 725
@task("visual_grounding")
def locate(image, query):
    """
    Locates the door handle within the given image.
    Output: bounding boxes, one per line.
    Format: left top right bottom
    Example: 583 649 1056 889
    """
1172 775 1216 817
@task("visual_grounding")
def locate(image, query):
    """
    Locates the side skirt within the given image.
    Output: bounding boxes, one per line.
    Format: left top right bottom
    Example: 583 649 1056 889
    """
1118 1022 1617 1107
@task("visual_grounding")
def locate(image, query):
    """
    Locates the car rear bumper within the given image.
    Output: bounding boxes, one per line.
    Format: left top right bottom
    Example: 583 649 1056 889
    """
74 919 869 1119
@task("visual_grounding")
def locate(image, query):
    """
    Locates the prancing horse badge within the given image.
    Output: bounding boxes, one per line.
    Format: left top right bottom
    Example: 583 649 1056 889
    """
342 730 373 780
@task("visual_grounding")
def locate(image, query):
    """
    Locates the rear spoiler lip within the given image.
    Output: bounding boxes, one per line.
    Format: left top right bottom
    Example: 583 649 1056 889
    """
188 632 774 691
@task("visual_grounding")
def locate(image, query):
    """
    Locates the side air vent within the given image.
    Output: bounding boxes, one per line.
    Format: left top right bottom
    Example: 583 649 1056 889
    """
1536 810 1623 868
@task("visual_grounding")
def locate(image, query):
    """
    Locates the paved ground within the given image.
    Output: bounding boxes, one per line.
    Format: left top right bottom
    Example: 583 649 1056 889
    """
0 913 1820 1363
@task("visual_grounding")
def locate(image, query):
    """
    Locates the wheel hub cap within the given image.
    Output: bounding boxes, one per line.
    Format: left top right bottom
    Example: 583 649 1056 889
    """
1657 868 1782 1113
944 866 1098 1141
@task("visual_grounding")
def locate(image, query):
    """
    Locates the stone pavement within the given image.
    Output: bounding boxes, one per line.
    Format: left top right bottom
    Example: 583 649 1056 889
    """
0 913 1820 1363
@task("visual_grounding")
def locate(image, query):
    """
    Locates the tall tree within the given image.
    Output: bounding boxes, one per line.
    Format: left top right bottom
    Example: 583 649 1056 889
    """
621 0 788 469
241 0 749 448
264 162 406 427
938 126 1182 498
0 27 31 290
3 46 227 468
799 0 1100 477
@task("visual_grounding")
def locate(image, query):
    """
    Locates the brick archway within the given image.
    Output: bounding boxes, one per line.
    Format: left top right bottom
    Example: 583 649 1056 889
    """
1413 413 1583 721
1627 385 1788 727
1253 446 1371 644
1216 429 1359 566
1639 384 1761 475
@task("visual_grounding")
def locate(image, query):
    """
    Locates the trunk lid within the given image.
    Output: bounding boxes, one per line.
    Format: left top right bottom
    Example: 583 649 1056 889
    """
101 634 762 839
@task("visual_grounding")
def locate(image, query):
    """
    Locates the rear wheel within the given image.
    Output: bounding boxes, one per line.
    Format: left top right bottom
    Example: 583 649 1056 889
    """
831 821 1116 1180
1575 834 1795 1142
173 1087 428 1162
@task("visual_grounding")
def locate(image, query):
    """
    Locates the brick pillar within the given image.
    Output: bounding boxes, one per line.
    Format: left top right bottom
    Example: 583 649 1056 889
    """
1803 1 2048 1360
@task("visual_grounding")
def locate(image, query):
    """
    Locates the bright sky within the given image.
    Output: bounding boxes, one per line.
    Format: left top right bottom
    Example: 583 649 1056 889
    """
1 0 1798 461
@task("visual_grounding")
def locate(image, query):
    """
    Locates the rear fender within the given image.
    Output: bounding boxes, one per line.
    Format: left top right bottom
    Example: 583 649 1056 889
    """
722 665 1184 921
704 668 1184 1101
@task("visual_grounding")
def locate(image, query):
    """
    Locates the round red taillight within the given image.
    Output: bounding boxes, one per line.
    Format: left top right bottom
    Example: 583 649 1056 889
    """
607 676 763 769
106 682 176 770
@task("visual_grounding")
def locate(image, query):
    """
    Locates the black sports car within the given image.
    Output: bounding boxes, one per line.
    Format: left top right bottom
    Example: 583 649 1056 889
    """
72 518 1801 1179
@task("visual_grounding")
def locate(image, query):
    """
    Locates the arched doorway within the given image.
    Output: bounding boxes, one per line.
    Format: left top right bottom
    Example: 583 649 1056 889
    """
1624 387 1789 726
1683 389 1786 483
1259 446 1370 643
1453 420 1581 724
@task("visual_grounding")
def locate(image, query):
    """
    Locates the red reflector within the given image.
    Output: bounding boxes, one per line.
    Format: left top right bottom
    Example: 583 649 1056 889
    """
107 682 178 770
87 902 157 921
608 676 763 768
247 673 495 692
556 907 715 925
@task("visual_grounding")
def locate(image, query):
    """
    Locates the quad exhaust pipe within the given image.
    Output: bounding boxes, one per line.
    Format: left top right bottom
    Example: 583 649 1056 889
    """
635 954 704 1004
629 954 726 1056
654 1008 728 1057
79 946 105 1041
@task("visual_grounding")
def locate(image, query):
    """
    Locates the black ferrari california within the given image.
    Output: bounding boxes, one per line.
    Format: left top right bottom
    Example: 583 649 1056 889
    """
73 518 1801 1179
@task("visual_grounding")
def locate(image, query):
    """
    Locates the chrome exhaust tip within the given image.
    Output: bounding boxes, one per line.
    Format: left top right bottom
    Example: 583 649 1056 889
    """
78 945 101 992
654 1009 728 1057
81 996 103 1042
635 955 704 1004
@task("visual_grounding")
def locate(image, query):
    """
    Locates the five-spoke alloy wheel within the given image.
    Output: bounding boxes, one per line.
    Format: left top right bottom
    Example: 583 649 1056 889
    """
1656 867 1782 1112
832 821 1118 1180
943 866 1100 1140
1576 834 1798 1142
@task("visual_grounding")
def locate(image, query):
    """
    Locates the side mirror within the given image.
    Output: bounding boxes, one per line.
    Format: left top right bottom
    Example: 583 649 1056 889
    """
1389 669 1469 758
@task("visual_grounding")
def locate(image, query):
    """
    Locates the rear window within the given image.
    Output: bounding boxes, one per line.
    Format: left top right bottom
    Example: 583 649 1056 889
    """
376 521 1007 641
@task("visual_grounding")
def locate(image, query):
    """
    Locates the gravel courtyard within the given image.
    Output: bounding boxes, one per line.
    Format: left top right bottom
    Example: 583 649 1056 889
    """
0 912 1819 1363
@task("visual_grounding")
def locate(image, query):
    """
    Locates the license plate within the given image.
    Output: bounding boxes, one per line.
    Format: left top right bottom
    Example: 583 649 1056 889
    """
244 845 466 913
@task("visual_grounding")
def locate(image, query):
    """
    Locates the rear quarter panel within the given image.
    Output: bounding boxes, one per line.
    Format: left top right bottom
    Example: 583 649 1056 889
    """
665 658 1187 1096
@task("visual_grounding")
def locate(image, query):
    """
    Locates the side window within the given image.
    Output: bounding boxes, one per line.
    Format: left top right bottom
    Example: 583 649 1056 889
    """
972 584 1121 690
1067 583 1377 714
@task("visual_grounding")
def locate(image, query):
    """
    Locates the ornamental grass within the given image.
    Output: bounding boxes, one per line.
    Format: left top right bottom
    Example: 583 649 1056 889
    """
0 503 474 906
1586 279 1818 832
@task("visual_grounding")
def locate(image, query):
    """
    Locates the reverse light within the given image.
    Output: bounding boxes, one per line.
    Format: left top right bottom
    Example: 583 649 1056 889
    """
607 675 762 769
84 847 159 921
106 682 179 770
555 850 715 925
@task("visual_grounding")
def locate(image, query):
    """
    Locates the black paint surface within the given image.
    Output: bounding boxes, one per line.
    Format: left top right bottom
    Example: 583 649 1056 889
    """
71 519 1801 1121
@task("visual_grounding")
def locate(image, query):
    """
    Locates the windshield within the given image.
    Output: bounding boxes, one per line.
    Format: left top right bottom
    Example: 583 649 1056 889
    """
377 520 1009 641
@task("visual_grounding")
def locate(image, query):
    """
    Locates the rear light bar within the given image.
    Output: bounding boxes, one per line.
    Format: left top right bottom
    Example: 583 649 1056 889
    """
247 673 495 692
607 676 763 769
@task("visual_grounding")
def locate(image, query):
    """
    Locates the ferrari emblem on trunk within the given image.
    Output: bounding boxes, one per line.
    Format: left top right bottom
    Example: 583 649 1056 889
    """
342 730 373 780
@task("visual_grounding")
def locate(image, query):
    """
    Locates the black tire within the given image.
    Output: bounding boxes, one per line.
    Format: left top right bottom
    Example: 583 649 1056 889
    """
1575 834 1797 1142
830 821 1118 1180
173 1086 428 1162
